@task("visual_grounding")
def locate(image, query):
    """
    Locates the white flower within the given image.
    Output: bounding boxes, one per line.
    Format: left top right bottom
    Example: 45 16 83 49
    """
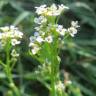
29 37 40 54
34 32 40 37
29 42 34 47
45 35 53 43
11 39 21 46
49 4 69 16
56 25 63 30
0 26 9 32
71 21 80 28
34 31 45 37
2 32 8 38
35 4 69 16
10 25 18 30
56 25 67 36
47 4 58 16
68 27 77 37
56 25 63 32
50 4 57 11
0 25 23 47
55 81 65 91
34 16 47 24
35 4 47 15
58 4 69 11
29 36 36 43
48 4 69 16
36 36 44 43
60 29 67 36
11 49 19 57
67 21 79 37
31 45 40 55
14 30 23 38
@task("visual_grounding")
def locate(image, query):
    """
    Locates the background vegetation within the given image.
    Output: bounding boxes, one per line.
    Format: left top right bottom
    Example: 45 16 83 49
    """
0 0 96 96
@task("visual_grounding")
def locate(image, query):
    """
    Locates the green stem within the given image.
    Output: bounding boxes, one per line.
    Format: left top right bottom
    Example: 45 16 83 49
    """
10 82 20 96
50 62 56 96
50 54 58 96
50 38 60 96
0 60 6 67
4 43 20 96
6 60 20 96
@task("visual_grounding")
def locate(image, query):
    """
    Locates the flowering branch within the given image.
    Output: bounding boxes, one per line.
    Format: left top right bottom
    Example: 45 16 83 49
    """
0 25 23 96
29 3 79 96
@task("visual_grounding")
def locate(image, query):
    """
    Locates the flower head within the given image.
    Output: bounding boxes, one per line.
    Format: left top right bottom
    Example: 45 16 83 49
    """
35 4 69 16
55 81 65 92
35 5 47 15
31 45 40 55
11 39 21 46
56 25 67 36
68 21 79 37
34 16 47 24
0 25 23 47
45 35 53 43
71 21 80 28
11 49 19 58
36 36 44 43
29 4 79 56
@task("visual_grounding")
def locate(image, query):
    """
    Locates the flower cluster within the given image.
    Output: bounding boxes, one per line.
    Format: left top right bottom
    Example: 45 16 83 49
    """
55 81 65 91
35 4 69 16
29 31 53 54
0 25 23 47
68 21 80 37
0 26 23 59
11 49 19 58
29 4 79 55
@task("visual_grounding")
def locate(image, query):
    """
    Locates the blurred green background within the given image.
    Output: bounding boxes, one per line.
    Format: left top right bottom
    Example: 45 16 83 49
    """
0 0 96 96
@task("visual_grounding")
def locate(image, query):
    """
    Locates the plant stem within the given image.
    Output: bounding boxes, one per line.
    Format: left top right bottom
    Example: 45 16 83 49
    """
50 64 56 96
5 43 20 96
50 54 58 96
0 60 6 67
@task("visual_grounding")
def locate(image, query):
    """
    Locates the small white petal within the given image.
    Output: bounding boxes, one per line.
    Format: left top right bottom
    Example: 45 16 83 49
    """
34 16 47 24
11 39 21 46
45 36 53 43
34 32 40 37
55 81 65 91
71 21 80 28
68 27 77 37
36 36 44 43
11 49 19 57
30 36 36 43
31 46 40 55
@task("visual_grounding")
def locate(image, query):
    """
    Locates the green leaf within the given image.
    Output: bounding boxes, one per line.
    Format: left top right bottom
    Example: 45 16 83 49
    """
13 11 30 26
